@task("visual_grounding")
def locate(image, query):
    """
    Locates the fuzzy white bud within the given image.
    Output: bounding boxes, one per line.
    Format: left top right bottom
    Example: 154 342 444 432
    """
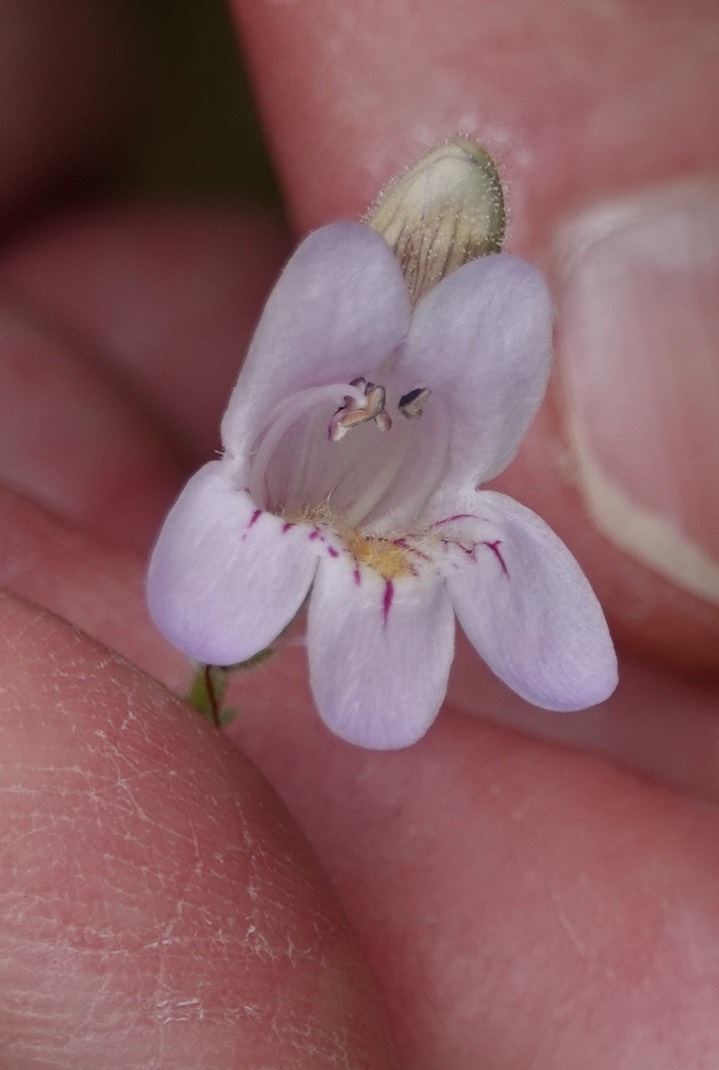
367 138 505 303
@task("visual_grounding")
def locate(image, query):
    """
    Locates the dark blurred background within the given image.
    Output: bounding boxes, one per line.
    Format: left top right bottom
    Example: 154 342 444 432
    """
124 0 280 204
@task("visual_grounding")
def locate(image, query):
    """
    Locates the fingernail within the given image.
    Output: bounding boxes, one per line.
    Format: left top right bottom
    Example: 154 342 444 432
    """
556 177 719 605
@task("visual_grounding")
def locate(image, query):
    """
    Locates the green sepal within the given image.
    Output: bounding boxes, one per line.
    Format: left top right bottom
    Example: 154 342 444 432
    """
185 648 274 728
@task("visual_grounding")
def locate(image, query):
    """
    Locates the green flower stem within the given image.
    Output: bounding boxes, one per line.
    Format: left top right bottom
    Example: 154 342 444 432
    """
186 648 274 728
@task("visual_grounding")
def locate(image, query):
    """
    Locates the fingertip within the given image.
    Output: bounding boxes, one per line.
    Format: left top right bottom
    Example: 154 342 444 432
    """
493 382 719 673
0 592 399 1068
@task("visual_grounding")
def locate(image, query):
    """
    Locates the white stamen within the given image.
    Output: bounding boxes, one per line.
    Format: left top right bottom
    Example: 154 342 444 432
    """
248 382 365 505
341 420 411 527
368 394 450 530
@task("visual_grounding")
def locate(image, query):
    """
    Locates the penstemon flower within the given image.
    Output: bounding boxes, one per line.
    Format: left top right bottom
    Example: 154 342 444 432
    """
148 155 617 750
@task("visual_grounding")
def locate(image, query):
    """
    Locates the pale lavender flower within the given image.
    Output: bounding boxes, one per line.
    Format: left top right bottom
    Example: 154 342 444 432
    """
147 222 617 749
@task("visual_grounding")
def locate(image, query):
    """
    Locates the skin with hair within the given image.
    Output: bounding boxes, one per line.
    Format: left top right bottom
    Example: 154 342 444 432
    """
0 0 718 1066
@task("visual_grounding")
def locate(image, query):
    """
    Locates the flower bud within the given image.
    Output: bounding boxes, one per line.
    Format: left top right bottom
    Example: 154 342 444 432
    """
367 139 506 303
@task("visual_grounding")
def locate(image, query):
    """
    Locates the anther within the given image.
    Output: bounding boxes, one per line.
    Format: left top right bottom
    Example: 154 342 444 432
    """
328 379 392 442
398 386 431 420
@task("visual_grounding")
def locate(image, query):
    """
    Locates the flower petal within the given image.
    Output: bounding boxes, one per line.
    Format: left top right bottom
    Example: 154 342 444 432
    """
402 254 552 492
307 554 455 749
221 222 411 470
147 462 319 664
440 491 618 711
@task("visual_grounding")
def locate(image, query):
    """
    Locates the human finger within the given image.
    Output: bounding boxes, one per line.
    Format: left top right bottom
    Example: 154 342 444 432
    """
231 0 719 670
0 203 290 549
226 657 719 1069
0 591 399 1068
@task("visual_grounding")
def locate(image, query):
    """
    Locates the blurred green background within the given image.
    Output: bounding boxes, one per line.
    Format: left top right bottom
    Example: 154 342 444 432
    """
125 0 281 203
